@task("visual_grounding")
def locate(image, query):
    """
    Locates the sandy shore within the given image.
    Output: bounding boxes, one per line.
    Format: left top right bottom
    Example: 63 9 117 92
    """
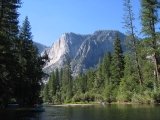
44 103 101 107
43 102 160 107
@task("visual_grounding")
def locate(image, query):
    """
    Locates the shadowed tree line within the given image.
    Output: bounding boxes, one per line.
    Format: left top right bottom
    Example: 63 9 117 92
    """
0 0 48 107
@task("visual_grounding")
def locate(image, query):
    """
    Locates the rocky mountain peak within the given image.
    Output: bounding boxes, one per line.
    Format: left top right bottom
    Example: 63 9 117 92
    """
42 30 126 75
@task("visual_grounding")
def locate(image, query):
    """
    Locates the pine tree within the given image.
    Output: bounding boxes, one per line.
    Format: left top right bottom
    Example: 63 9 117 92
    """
61 54 73 102
0 0 20 39
43 83 49 103
86 69 95 91
66 54 73 100
48 71 56 103
117 54 137 102
55 68 60 92
95 58 104 90
110 33 124 84
103 33 124 102
123 0 143 86
14 16 46 104
140 0 160 84
102 51 112 84
59 68 63 87
80 74 87 93
19 16 32 39
0 0 21 105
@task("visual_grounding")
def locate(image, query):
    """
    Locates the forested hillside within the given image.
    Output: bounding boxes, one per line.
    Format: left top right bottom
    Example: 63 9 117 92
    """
43 0 160 104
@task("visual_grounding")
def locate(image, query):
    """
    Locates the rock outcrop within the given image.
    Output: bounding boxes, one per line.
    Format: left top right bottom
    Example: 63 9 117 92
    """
42 30 126 75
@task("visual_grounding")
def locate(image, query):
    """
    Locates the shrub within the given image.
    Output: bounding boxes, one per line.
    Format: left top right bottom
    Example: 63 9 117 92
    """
131 90 154 104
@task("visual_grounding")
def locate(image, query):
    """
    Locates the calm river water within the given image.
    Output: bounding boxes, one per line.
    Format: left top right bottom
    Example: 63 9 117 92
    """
0 104 160 120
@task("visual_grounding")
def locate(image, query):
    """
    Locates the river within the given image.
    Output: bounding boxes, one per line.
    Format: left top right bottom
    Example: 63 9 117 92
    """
0 104 160 120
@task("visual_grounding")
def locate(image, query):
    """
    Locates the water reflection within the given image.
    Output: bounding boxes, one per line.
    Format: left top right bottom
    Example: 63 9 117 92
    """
0 104 160 120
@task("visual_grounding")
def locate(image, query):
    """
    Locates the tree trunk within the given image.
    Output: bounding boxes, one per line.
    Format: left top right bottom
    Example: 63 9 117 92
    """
153 52 159 85
128 5 143 86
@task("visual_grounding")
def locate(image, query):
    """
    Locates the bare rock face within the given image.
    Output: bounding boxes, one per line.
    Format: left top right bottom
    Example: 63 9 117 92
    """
42 30 126 75
42 32 89 74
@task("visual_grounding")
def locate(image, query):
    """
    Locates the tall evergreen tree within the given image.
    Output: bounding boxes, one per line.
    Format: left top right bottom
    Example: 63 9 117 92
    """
117 54 137 102
43 83 49 103
95 58 104 89
86 69 95 91
0 0 21 105
0 0 20 39
48 71 56 103
110 33 124 84
123 0 143 86
59 68 63 87
66 54 73 100
102 51 112 84
14 16 47 104
55 68 60 92
80 74 87 93
61 54 73 101
140 0 160 84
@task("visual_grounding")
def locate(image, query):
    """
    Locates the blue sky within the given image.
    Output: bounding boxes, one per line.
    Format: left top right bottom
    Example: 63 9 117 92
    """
18 0 141 46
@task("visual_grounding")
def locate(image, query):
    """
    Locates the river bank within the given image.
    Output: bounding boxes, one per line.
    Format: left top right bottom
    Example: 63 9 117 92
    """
1 103 160 120
43 101 160 107
44 103 100 107
1 101 159 109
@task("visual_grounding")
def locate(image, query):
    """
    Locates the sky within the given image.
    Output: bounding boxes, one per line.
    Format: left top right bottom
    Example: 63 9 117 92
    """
18 0 141 46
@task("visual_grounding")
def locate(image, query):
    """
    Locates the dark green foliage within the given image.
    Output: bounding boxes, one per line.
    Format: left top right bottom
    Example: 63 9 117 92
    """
94 58 105 91
140 0 160 83
116 54 137 102
55 68 60 92
0 4 48 105
59 54 73 102
48 72 56 102
79 74 87 93
14 16 47 104
110 33 124 84
0 0 21 105
86 69 95 91
19 16 33 40
140 0 160 36
102 51 112 84
43 83 49 103
0 0 20 39
123 0 143 86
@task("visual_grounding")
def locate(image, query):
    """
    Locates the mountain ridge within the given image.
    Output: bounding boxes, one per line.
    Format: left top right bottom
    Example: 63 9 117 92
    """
42 30 126 75
33 41 49 54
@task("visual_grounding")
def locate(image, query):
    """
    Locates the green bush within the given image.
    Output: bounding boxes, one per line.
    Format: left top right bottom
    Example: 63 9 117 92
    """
72 94 81 102
116 91 131 102
131 90 154 104
94 94 103 102
72 92 95 103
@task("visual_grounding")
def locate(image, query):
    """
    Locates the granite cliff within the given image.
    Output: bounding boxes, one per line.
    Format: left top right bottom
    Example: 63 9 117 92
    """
42 30 126 75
